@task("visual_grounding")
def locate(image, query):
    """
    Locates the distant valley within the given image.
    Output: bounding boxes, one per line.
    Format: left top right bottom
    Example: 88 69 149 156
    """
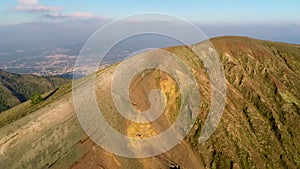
0 70 69 112
0 33 183 76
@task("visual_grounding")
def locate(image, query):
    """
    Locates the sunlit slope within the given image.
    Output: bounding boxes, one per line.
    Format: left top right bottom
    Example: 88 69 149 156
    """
0 36 299 169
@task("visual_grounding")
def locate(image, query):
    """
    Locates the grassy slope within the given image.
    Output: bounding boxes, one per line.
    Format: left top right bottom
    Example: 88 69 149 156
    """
0 36 299 169
180 36 300 168
65 36 300 168
0 70 70 112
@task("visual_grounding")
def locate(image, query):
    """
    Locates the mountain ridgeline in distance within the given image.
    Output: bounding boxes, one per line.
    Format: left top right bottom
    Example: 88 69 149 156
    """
0 36 299 169
0 70 70 112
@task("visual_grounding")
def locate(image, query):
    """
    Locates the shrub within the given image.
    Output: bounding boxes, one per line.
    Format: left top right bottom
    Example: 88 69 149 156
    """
30 93 44 105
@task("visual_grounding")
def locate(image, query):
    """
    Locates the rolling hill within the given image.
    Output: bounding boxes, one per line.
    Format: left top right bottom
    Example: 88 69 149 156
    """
0 70 70 112
0 36 299 169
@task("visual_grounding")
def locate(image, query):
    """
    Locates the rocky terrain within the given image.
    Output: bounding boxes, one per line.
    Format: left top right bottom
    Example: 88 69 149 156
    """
0 36 299 169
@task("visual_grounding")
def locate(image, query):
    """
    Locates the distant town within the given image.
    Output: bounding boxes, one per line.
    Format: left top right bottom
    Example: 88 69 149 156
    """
0 47 117 77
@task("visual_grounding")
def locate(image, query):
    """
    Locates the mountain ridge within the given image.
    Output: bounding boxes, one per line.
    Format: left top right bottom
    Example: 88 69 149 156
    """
0 36 299 169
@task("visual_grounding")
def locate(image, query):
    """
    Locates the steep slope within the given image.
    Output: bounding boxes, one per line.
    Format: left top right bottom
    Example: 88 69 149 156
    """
0 36 299 169
0 70 70 112
183 36 300 168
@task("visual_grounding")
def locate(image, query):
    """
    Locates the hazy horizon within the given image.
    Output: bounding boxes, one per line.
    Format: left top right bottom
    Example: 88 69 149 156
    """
0 0 299 76
0 0 300 52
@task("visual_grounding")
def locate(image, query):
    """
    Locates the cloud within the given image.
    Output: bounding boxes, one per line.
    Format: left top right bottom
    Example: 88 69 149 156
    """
18 0 38 5
71 12 95 19
14 0 62 12
43 11 109 20
14 0 107 22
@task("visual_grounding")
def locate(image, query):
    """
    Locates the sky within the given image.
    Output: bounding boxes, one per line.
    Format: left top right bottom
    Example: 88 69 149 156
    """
1 0 300 25
0 0 300 47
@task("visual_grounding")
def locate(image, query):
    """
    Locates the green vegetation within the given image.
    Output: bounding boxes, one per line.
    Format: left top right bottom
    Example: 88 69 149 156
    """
183 36 300 168
0 70 70 112
30 93 44 105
